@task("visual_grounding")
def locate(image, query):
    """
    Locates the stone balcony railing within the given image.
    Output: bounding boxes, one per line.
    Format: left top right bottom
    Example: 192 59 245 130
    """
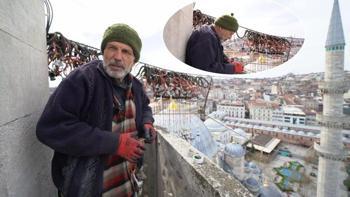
142 129 253 197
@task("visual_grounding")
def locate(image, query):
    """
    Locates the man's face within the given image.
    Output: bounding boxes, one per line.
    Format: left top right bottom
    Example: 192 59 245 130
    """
103 41 135 81
219 28 235 42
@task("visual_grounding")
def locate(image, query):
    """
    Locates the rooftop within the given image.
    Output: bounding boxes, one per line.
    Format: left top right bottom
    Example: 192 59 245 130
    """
282 106 305 115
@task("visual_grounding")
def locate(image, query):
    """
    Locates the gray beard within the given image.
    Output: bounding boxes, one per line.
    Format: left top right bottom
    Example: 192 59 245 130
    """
103 59 132 82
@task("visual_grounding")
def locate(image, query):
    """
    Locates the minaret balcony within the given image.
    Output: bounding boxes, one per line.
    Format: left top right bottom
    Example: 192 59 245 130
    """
316 113 350 129
318 80 349 94
314 142 348 161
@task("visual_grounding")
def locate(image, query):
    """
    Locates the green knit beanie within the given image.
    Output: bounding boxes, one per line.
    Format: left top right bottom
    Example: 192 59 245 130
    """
214 14 239 32
101 23 142 62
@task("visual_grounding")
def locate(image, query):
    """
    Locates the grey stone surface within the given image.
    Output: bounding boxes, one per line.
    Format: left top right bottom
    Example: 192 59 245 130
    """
0 0 45 51
0 112 55 197
0 0 55 196
143 129 253 197
163 3 193 62
0 0 48 125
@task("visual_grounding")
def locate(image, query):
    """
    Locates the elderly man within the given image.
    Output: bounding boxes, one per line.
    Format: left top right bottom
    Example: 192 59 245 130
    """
185 14 244 74
37 23 156 197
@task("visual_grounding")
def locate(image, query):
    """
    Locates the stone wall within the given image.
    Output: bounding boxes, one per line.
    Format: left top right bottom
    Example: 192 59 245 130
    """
0 0 56 196
163 3 193 62
143 129 253 197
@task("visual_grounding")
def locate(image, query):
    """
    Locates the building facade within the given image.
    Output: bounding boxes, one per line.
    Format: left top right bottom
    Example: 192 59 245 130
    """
218 101 245 118
248 100 279 121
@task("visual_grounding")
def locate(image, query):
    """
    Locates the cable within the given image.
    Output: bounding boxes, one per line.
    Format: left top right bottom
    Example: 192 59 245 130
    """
44 0 53 34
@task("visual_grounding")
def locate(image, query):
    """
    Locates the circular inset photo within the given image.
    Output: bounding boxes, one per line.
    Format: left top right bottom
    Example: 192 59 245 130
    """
163 1 305 75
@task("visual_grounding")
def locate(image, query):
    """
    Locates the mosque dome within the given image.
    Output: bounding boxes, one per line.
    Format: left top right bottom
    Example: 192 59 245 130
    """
244 177 260 193
204 118 228 132
224 144 245 157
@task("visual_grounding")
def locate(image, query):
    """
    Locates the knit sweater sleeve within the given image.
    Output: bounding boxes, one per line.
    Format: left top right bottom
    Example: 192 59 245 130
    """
141 89 154 125
186 32 234 74
36 70 118 157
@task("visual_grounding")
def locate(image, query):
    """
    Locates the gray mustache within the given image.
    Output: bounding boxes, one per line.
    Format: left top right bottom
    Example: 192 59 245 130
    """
109 59 124 67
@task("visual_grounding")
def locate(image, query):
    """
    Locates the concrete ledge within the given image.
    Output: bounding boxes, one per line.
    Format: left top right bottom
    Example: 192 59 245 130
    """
143 129 252 197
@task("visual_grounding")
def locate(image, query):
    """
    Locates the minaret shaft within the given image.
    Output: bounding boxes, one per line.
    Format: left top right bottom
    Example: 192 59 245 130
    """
316 0 347 196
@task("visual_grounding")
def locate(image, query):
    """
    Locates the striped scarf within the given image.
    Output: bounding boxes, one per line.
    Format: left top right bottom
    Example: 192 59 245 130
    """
103 77 138 197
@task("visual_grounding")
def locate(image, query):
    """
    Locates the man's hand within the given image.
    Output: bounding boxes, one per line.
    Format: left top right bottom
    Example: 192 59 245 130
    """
231 61 244 74
117 132 145 163
144 123 157 144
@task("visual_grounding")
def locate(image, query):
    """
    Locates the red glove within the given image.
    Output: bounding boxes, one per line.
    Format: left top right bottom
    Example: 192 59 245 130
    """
231 61 244 74
116 132 145 163
144 123 157 144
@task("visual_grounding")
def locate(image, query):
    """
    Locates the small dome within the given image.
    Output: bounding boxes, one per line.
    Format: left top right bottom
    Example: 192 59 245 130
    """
259 185 282 197
244 161 249 167
252 168 261 174
248 162 257 169
233 128 247 137
224 144 245 157
244 177 260 193
246 177 259 186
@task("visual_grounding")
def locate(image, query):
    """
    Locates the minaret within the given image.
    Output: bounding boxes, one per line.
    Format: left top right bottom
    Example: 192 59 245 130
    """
314 0 348 196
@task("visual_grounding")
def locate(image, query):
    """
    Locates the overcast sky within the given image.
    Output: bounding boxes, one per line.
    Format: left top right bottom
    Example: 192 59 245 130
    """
48 0 350 79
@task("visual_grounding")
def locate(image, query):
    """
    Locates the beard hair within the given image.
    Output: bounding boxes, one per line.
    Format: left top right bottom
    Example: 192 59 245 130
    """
103 59 132 81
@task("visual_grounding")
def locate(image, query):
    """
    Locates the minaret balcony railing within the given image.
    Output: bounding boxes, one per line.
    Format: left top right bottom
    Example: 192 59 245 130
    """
318 80 350 94
325 44 345 51
316 113 350 129
314 142 348 161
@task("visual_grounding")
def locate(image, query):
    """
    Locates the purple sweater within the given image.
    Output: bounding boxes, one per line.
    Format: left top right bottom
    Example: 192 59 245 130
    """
36 60 153 196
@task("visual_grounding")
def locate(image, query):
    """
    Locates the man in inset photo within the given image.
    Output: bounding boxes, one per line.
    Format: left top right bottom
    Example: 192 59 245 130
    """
185 14 244 74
